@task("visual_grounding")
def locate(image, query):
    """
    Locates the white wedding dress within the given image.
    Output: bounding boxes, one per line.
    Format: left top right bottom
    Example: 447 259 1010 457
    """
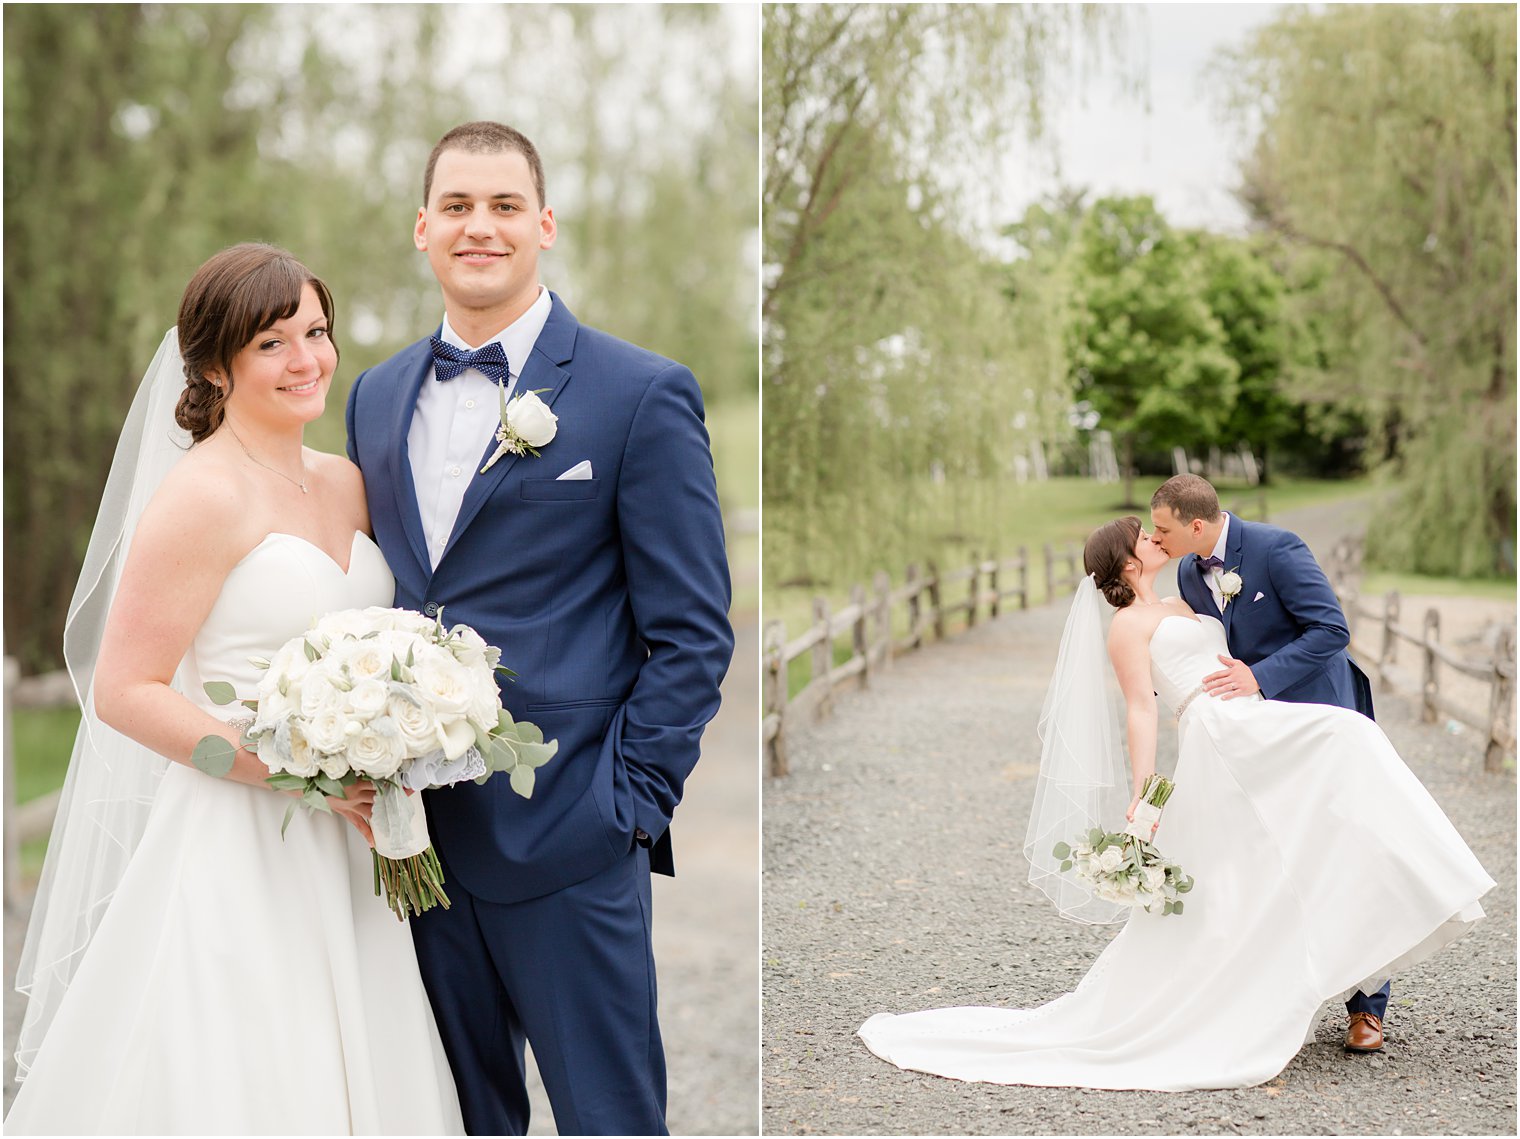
859 612 1494 1090
7 532 465 1135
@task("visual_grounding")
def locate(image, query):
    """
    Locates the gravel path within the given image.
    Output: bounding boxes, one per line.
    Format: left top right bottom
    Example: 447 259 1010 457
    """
763 503 1516 1135
3 615 761 1136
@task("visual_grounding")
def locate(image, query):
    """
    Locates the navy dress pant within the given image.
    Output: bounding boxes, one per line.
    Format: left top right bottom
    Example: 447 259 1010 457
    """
411 844 666 1136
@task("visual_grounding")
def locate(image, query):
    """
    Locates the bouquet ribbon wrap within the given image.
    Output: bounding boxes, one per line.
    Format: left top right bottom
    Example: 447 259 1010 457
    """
372 782 431 860
1123 800 1163 841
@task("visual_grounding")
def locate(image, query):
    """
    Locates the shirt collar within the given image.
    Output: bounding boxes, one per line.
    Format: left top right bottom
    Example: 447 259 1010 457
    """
438 285 552 379
1209 513 1232 563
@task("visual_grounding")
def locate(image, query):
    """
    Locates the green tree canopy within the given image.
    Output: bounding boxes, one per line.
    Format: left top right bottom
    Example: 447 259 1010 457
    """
1218 3 1516 576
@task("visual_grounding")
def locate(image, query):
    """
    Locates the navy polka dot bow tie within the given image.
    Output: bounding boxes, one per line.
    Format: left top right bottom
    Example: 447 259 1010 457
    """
1196 555 1225 573
429 336 510 385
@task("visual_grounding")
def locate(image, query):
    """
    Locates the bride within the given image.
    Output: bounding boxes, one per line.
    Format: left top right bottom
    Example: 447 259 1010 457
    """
7 244 463 1133
859 515 1494 1090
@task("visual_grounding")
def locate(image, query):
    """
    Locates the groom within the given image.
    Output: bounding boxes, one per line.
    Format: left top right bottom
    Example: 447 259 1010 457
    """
1148 473 1388 1053
346 121 733 1134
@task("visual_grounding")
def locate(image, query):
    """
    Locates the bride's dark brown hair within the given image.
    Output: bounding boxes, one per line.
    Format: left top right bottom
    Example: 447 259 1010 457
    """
174 243 337 443
1083 516 1143 609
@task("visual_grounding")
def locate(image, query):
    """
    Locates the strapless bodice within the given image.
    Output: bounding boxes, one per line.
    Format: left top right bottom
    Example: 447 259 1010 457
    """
1148 613 1246 716
180 531 394 719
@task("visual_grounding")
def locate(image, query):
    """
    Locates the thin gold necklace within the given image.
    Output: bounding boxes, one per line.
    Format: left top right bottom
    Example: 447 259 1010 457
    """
224 419 308 493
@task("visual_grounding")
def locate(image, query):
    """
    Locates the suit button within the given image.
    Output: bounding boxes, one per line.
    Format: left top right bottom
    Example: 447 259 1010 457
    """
423 602 439 617
635 828 651 845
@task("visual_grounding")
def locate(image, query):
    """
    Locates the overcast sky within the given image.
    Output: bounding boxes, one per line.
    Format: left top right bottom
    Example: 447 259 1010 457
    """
993 3 1289 236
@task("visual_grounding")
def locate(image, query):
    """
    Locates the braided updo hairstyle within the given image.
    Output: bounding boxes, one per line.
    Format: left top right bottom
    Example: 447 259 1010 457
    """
174 243 337 443
1083 516 1143 609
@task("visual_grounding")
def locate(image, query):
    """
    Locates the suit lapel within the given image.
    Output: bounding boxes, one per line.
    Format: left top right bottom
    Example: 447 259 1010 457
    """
1220 514 1247 640
1178 553 1203 613
385 339 435 577
440 295 580 562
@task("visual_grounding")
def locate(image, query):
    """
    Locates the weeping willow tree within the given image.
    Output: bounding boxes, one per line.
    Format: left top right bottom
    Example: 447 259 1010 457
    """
763 3 1133 588
1218 3 1516 577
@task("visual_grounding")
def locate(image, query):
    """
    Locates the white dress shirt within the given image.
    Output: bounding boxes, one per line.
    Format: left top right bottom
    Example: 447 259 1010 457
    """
1204 513 1233 613
408 286 553 567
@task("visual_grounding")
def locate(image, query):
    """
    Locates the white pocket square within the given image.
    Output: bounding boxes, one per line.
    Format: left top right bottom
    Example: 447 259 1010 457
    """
555 460 593 481
1253 592 1265 602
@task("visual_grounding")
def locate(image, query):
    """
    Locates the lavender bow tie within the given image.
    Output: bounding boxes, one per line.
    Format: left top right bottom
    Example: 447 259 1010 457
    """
1196 555 1225 573
430 336 509 385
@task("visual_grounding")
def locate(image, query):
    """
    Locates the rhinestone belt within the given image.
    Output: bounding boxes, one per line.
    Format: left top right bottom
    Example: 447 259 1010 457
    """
1174 684 1205 721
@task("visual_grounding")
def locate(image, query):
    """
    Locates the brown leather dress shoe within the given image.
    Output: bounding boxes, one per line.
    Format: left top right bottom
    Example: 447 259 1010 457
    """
1344 1012 1384 1052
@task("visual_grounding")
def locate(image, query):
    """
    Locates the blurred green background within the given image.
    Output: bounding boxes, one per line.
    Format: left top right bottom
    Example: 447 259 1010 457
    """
5 2 759 677
762 4 1516 626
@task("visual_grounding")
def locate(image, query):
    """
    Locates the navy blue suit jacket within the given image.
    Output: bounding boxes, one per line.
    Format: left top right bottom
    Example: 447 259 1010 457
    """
1178 516 1373 716
346 293 733 903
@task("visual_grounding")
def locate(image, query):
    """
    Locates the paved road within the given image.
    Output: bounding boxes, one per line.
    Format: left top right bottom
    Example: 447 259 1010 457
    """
763 503 1516 1135
4 613 760 1135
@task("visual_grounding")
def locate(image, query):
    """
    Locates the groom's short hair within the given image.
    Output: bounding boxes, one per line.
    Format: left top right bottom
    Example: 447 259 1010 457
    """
423 121 546 208
1151 475 1221 523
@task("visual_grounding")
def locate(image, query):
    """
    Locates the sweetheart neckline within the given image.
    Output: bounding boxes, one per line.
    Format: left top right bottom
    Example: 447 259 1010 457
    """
238 530 377 577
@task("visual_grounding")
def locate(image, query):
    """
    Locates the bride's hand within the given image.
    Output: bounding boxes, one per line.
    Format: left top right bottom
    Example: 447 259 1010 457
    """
1127 794 1159 838
327 780 376 847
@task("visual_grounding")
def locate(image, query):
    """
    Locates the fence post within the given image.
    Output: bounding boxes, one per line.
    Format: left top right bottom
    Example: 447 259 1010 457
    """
763 621 788 778
1379 591 1400 690
812 596 832 715
1488 625 1516 773
851 583 869 685
989 555 1001 620
927 560 946 640
905 563 922 650
1421 608 1441 725
873 570 892 669
967 551 980 629
1044 544 1055 603
4 656 18 913
1018 545 1029 609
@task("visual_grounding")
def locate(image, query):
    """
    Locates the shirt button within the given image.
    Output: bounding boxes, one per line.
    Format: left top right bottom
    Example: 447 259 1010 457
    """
436 536 446 548
465 399 476 409
450 466 462 477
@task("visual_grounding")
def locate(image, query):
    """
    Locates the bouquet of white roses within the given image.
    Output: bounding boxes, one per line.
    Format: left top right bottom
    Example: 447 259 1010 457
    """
192 605 557 920
1052 775 1194 916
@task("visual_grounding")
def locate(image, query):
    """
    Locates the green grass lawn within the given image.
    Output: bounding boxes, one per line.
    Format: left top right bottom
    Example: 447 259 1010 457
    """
11 705 81 879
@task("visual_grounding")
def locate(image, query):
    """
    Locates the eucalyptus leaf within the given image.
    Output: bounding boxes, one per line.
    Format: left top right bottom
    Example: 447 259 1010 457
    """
280 802 297 839
489 737 520 771
314 774 344 798
391 658 403 682
191 735 236 778
495 665 518 681
302 787 332 813
514 722 544 746
303 639 318 662
202 681 238 706
1052 841 1071 860
508 764 536 798
1059 859 1073 872
240 698 259 711
516 740 558 768
1172 901 1184 915
472 721 493 754
497 707 516 731
266 773 312 792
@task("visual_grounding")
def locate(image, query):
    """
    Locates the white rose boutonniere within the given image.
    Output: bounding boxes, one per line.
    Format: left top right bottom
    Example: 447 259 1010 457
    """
481 387 558 473
1218 568 1244 607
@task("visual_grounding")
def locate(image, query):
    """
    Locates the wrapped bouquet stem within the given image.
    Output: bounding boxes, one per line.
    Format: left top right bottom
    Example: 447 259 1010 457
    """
193 605 558 920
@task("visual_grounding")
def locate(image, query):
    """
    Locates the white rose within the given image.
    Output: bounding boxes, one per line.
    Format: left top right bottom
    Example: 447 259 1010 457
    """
386 691 446 756
1143 865 1167 891
330 637 394 683
317 749 350 781
467 675 502 732
305 706 351 755
267 637 315 690
312 608 373 641
1218 571 1243 596
272 719 320 778
1098 845 1125 873
348 717 407 779
299 666 343 720
506 391 558 448
254 685 293 734
345 677 390 720
447 624 495 670
412 651 474 717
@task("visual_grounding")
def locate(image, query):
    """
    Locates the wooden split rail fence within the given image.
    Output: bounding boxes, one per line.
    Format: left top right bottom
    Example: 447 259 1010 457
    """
763 542 1086 777
1326 539 1516 772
